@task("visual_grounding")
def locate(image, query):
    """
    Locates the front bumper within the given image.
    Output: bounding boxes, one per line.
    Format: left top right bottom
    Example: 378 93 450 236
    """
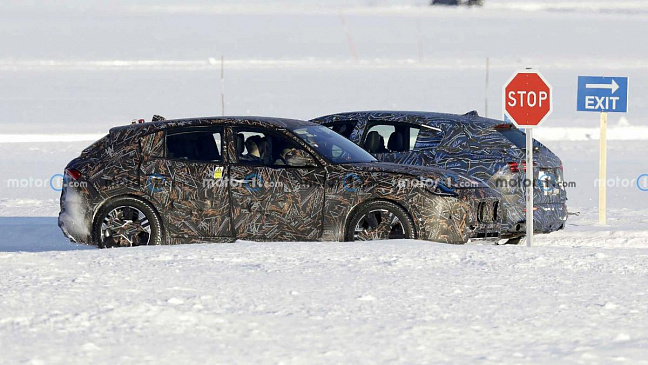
468 199 501 241
414 188 502 244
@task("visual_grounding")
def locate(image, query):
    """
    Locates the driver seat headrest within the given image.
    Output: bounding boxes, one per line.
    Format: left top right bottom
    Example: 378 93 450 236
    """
364 131 382 153
388 131 406 152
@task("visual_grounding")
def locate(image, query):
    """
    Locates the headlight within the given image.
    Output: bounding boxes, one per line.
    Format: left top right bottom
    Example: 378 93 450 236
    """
419 177 458 197
419 173 484 197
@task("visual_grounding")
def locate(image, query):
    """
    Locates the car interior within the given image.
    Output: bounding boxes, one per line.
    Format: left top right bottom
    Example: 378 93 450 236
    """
235 130 305 166
363 123 419 154
166 130 222 161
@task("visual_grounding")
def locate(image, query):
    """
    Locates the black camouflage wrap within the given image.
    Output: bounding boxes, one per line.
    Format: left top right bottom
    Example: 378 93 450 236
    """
59 116 502 246
310 111 568 238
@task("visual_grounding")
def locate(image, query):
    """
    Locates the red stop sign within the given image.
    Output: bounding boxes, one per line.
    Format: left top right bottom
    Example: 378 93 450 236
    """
503 70 553 128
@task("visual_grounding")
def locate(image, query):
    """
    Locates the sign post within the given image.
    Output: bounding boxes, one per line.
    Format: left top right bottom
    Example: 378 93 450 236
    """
599 111 607 224
577 76 629 225
503 69 553 247
525 128 534 246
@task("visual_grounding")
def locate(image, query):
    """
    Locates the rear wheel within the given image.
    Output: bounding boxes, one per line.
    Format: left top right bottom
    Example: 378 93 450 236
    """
345 201 415 241
93 197 163 248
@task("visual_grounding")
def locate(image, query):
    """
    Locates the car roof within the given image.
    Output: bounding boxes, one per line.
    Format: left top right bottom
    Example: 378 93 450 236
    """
109 116 315 135
311 110 504 128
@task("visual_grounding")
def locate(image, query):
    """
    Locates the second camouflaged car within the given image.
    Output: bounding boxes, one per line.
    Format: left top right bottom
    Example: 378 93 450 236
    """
59 116 501 248
311 111 568 244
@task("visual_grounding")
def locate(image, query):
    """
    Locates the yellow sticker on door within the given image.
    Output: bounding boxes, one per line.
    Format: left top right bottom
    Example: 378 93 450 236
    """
213 167 224 179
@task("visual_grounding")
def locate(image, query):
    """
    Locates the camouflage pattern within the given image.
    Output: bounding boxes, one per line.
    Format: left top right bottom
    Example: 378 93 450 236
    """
59 116 502 246
310 111 568 238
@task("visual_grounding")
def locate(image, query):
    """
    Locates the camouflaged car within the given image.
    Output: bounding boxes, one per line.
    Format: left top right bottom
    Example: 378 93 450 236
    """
311 111 568 244
58 116 502 248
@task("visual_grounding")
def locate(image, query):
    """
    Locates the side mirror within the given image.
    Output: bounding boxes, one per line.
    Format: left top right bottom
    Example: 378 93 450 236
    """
285 149 317 167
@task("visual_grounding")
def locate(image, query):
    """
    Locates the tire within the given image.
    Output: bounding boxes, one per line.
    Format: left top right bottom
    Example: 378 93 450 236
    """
345 200 416 241
92 196 164 248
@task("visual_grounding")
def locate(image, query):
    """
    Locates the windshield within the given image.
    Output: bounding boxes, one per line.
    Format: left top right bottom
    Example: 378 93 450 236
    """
291 125 377 164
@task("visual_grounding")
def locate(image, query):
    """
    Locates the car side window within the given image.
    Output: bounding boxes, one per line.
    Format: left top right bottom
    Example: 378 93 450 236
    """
166 128 223 162
363 122 422 153
234 128 316 167
323 121 358 139
412 126 444 151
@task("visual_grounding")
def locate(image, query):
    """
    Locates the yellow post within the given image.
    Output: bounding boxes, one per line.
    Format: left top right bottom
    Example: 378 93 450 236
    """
599 112 608 224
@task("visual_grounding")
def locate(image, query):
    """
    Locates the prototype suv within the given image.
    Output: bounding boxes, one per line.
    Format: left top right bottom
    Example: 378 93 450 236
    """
58 116 501 248
311 111 568 243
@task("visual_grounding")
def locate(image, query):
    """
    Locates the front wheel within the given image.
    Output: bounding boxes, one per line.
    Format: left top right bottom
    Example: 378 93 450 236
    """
345 201 415 241
93 197 164 248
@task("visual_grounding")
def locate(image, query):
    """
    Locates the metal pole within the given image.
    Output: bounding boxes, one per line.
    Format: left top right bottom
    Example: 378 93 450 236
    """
526 128 534 247
339 10 358 61
599 112 608 224
220 55 225 116
485 57 490 118
417 20 423 63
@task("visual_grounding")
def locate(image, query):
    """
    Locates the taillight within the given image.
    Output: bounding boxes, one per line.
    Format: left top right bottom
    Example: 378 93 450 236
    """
65 168 82 181
521 161 539 172
509 161 538 173
494 123 513 130
508 162 519 173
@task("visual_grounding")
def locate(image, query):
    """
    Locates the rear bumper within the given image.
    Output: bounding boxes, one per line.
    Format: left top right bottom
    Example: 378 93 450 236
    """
501 202 567 238
533 202 568 233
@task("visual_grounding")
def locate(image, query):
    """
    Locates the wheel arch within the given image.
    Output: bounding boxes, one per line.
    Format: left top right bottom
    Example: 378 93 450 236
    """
91 194 165 243
344 198 419 240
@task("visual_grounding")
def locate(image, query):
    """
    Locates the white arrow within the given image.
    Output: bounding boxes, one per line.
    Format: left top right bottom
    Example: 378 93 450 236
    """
586 79 619 94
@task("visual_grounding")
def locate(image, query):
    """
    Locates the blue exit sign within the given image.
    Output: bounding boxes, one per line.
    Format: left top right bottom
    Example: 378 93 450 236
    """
577 76 628 113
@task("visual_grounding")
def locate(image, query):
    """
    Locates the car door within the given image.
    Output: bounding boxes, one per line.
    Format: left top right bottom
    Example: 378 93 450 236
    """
138 130 174 225
161 126 233 239
228 126 326 241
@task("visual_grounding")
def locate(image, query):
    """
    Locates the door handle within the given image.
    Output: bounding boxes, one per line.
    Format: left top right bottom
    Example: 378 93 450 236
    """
231 179 254 184
241 199 255 213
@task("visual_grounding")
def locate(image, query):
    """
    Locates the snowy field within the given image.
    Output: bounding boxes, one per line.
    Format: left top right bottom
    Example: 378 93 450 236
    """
2 241 648 364
1 0 648 363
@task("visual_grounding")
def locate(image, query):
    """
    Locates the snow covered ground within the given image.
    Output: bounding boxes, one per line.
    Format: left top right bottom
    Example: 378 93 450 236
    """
3 240 648 364
1 0 648 363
